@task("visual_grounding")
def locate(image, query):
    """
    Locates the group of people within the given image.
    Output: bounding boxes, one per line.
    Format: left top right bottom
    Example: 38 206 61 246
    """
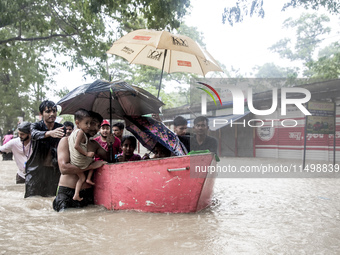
0 99 218 212
173 115 218 155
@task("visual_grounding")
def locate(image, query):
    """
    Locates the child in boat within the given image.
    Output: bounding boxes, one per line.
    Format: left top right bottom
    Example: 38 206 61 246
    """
153 142 172 158
68 109 95 201
116 135 142 162
142 142 172 159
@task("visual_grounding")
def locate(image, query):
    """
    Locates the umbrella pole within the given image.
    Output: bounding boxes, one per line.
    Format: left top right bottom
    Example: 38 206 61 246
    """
109 74 112 130
108 86 114 163
157 49 167 99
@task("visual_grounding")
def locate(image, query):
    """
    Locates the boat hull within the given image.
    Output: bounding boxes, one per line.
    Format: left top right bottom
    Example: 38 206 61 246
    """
94 153 216 213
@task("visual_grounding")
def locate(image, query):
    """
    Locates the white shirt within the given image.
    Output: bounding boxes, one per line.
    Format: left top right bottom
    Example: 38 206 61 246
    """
0 137 32 178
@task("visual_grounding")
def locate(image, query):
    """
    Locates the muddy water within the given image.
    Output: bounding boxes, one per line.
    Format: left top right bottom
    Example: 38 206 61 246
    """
1 158 340 254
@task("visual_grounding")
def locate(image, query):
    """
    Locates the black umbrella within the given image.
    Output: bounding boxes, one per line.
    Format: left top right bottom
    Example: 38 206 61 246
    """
57 79 164 120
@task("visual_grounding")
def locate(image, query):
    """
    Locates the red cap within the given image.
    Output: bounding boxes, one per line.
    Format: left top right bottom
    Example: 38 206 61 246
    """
101 120 110 126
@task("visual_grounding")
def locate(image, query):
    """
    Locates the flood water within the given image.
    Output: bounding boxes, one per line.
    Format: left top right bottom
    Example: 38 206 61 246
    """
1 158 340 254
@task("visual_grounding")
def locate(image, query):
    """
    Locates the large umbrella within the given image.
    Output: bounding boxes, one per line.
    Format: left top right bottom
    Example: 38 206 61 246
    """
57 79 164 119
124 115 187 156
107 29 223 98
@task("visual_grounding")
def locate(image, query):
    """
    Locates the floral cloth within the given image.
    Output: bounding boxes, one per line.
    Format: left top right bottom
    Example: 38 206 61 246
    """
125 116 187 156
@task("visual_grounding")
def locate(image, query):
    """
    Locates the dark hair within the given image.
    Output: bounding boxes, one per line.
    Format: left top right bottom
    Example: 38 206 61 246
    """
173 116 187 127
113 122 125 130
121 135 137 149
39 100 56 114
7 130 13 135
194 116 209 126
88 111 103 124
153 142 171 157
18 122 31 134
63 121 74 129
74 109 91 122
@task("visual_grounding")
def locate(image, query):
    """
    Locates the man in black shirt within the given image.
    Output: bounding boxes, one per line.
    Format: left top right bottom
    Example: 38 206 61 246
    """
173 116 190 153
190 116 218 154
25 100 65 198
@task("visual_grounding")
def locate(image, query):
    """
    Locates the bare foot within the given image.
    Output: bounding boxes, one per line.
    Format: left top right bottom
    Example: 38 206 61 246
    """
73 195 83 201
86 179 95 185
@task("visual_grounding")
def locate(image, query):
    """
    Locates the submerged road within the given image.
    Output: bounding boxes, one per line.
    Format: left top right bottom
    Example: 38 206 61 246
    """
1 158 340 254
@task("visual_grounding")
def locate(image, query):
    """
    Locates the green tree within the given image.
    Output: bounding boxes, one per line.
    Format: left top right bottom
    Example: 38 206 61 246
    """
253 62 298 78
269 13 330 62
222 0 339 26
0 0 190 132
268 13 331 77
306 42 340 79
251 63 300 92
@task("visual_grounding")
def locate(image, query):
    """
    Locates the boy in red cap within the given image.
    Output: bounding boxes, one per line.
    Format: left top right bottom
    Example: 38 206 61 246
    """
93 120 121 161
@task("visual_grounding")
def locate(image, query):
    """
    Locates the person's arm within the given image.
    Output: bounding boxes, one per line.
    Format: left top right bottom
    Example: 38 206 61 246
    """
114 137 122 154
45 127 65 139
58 137 105 175
94 133 117 161
74 129 94 157
0 139 14 153
92 140 110 161
31 122 64 141
30 122 45 141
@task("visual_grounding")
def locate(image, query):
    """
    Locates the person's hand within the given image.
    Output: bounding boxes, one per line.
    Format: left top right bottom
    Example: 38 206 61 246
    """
106 133 115 144
151 114 162 122
87 151 95 158
142 153 150 160
117 155 124 162
88 160 107 170
48 127 65 138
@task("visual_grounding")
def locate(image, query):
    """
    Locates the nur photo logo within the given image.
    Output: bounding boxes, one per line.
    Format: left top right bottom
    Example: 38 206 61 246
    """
196 82 222 115
196 81 312 116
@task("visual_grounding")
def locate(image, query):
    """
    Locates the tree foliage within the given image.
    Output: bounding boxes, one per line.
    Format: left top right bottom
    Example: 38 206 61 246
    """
222 0 265 26
222 0 340 26
269 13 330 63
268 13 331 77
253 63 298 78
0 0 190 132
252 13 339 81
281 0 340 14
306 42 340 79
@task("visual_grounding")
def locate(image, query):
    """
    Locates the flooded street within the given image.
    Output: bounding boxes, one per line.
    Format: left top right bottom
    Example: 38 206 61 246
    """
1 158 340 254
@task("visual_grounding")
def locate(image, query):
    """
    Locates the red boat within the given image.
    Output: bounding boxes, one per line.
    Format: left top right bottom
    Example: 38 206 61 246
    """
93 153 216 213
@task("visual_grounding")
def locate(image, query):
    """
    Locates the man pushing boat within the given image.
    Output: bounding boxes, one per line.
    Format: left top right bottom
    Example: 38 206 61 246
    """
53 111 115 212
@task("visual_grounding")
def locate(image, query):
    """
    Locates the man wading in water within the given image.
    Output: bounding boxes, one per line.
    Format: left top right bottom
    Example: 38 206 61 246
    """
25 100 64 198
53 111 114 211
